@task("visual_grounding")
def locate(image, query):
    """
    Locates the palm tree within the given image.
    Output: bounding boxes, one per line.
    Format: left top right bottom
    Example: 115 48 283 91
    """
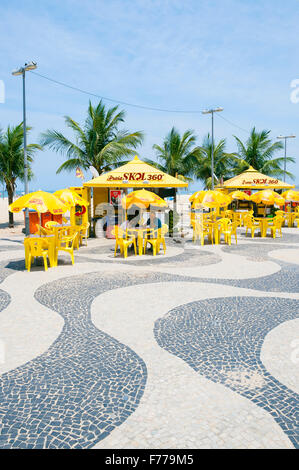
147 127 201 210
233 127 294 179
40 100 144 175
0 124 41 227
194 134 237 189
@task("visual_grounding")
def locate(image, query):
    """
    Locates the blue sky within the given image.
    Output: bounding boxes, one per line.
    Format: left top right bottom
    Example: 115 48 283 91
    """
0 0 298 193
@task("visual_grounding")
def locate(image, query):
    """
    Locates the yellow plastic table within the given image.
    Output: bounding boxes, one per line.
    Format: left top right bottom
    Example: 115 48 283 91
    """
206 220 222 244
127 228 151 256
255 217 273 238
24 235 57 268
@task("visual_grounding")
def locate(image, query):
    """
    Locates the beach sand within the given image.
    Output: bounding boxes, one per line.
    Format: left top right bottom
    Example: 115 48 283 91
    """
0 197 25 235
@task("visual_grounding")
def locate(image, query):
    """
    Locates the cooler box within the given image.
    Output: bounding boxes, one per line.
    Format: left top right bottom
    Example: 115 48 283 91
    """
52 214 63 224
41 212 52 228
26 210 40 234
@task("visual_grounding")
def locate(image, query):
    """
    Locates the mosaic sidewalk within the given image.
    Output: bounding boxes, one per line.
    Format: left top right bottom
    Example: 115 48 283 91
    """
0 230 298 449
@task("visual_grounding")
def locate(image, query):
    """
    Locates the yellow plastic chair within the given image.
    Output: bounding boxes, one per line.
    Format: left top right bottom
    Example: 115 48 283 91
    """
269 216 284 239
244 215 260 238
45 221 60 229
37 224 52 236
112 226 137 258
25 238 50 272
57 233 78 265
76 222 90 246
221 221 238 245
157 224 168 254
218 218 231 242
143 228 162 255
240 210 253 226
224 210 233 219
193 221 212 245
63 226 80 249
232 211 242 227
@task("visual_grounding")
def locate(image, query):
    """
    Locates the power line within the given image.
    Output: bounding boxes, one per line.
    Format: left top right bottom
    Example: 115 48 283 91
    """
216 112 250 134
30 71 202 114
30 70 252 134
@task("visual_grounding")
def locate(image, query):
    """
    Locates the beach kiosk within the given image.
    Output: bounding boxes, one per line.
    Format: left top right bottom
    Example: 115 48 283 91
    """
217 166 295 216
83 156 188 236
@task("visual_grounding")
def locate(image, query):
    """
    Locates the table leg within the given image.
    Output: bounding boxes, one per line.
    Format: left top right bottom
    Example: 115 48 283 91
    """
138 234 143 256
24 243 29 270
262 221 268 238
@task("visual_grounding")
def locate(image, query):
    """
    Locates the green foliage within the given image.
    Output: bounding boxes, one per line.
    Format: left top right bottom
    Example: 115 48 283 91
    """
233 127 294 180
40 100 144 175
147 127 201 181
0 123 42 226
0 123 41 192
193 134 238 189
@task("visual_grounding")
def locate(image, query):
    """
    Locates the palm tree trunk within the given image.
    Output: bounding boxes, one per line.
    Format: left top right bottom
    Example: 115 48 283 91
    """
173 188 177 213
7 185 14 228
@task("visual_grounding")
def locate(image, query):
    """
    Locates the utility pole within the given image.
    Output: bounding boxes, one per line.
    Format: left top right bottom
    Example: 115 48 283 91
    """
202 107 223 189
12 61 37 235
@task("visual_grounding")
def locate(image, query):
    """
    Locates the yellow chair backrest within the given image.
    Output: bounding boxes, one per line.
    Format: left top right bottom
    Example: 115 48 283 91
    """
37 224 51 236
161 224 168 236
26 238 49 256
45 221 59 229
147 228 161 239
224 210 233 218
276 210 285 217
111 225 126 239
244 215 255 227
219 217 230 225
78 221 90 230
273 215 284 227
194 220 208 234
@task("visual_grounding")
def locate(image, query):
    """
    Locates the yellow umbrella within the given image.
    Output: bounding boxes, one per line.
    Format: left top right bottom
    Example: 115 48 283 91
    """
54 188 89 209
250 190 284 206
121 189 168 209
192 190 231 208
189 190 206 202
229 190 251 201
9 190 68 214
280 190 299 202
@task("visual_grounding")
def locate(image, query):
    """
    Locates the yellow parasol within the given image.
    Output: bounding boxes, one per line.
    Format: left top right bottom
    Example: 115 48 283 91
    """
121 189 168 210
9 190 68 214
189 190 206 202
250 189 284 206
192 190 231 209
54 188 89 209
280 190 299 202
229 190 251 201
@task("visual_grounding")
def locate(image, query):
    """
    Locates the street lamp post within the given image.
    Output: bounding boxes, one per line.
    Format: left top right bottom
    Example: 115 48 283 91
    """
202 107 223 189
12 61 37 235
277 134 296 182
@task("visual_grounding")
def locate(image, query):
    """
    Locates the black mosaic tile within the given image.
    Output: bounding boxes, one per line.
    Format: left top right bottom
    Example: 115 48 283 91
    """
155 296 299 448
